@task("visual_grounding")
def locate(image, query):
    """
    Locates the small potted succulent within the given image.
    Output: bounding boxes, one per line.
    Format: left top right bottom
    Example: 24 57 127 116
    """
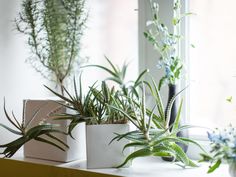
47 78 131 168
110 78 205 168
14 0 88 162
200 125 236 177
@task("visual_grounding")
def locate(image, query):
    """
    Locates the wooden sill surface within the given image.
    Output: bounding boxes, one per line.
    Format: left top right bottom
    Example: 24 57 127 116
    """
0 152 230 177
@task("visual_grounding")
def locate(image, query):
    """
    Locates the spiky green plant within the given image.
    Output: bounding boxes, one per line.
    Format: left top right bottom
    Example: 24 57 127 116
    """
45 61 149 135
44 75 95 135
89 81 129 125
45 74 129 138
15 0 87 95
109 80 205 168
0 100 68 158
83 56 148 98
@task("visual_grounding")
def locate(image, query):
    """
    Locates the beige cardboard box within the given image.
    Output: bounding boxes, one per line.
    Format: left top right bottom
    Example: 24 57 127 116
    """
23 99 86 162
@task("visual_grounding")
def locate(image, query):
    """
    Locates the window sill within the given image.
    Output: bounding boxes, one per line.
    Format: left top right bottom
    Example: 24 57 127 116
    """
0 151 230 177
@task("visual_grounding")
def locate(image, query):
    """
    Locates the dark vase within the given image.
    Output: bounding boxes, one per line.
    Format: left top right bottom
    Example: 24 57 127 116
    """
162 84 188 162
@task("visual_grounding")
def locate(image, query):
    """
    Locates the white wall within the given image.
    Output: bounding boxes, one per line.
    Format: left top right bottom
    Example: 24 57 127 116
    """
0 0 139 145
0 0 51 144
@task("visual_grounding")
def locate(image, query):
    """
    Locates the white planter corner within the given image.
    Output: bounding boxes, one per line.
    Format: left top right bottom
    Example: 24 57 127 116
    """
86 124 130 169
23 99 86 162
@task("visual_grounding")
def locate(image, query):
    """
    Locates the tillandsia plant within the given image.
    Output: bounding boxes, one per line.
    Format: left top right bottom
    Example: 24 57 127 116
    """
109 79 205 168
83 56 148 98
144 0 191 89
45 75 95 135
15 0 88 95
200 125 236 173
0 100 68 158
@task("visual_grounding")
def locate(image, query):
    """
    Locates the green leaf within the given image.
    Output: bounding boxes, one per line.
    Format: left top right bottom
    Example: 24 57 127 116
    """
117 148 152 168
104 56 119 74
0 123 22 135
226 96 233 103
207 160 221 173
166 86 187 128
34 137 66 152
179 137 206 153
122 142 146 152
134 69 149 86
44 85 74 105
158 77 167 90
172 99 183 132
190 44 195 48
46 133 69 149
109 130 141 144
170 143 189 166
3 100 21 131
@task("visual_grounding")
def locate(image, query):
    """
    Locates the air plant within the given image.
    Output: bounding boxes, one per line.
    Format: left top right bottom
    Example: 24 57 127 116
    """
0 100 68 158
44 75 95 136
109 79 205 168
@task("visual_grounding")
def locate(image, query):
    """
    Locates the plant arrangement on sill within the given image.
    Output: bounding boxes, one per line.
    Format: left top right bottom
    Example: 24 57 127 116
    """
46 59 205 168
200 125 236 176
0 100 68 158
109 78 205 168
15 0 87 95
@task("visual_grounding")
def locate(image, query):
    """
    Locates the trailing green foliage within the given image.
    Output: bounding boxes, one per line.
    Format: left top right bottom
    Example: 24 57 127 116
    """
0 100 68 158
144 0 191 89
110 79 205 168
15 0 88 95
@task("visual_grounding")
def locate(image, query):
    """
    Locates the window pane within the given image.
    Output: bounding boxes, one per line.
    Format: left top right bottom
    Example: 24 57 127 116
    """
189 0 236 129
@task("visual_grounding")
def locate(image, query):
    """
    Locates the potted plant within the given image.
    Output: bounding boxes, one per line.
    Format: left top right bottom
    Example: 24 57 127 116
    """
46 59 148 168
144 0 192 156
23 99 86 162
109 78 205 168
0 100 68 158
200 125 236 176
46 78 131 168
14 0 88 162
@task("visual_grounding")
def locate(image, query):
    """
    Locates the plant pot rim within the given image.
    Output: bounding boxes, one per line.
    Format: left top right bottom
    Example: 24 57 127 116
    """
86 123 129 127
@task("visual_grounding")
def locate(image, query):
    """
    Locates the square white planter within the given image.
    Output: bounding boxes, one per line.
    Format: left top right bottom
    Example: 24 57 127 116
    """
23 99 86 162
86 124 130 168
